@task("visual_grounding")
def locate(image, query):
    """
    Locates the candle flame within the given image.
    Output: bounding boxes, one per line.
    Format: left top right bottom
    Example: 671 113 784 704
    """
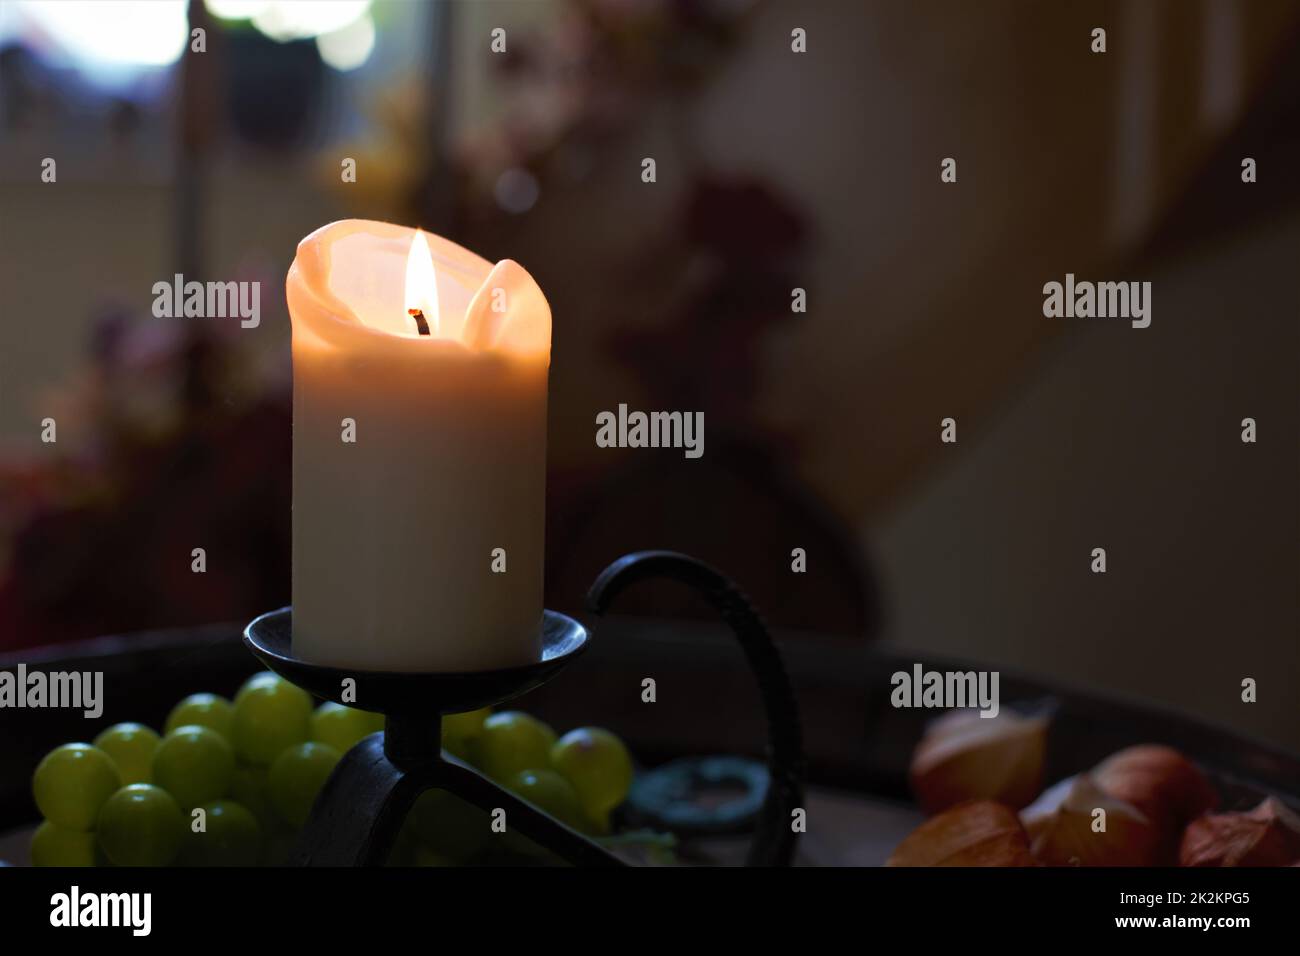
404 228 440 336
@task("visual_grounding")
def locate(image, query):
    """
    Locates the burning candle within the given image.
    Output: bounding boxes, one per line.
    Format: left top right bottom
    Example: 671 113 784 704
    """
286 220 551 672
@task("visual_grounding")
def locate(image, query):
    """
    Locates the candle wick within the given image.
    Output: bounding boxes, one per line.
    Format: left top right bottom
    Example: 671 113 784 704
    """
408 308 431 336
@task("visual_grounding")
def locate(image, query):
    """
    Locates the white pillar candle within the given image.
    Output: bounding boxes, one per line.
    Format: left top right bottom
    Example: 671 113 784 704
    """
286 219 551 672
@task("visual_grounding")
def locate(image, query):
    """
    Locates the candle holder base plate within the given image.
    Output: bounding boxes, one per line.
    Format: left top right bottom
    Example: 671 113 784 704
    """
243 607 586 715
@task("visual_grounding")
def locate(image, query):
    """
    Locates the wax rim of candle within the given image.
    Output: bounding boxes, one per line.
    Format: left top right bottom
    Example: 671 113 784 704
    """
288 219 552 360
287 219 490 348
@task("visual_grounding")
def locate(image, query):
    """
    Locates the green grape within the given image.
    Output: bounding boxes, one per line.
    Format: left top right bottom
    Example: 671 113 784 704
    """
550 727 633 833
476 711 557 782
385 821 418 867
228 763 277 831
30 821 97 867
180 799 261 867
441 708 490 763
507 769 586 830
250 775 298 842
152 725 235 810
231 672 313 765
93 723 161 785
310 702 381 753
500 769 587 859
164 693 234 740
32 744 121 831
268 742 341 827
409 789 491 860
96 784 185 866
358 709 386 735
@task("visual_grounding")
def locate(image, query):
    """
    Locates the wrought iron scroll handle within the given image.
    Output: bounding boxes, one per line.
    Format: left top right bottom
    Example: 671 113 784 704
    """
586 550 806 867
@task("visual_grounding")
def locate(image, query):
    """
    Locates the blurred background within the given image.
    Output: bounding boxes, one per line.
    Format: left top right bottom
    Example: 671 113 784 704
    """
0 0 1296 754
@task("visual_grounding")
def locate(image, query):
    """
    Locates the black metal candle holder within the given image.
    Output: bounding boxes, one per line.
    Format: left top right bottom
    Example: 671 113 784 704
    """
243 551 805 866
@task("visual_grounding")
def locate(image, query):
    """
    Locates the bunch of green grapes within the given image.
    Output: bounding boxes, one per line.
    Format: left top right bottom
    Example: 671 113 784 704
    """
401 710 634 866
29 673 383 867
30 675 635 867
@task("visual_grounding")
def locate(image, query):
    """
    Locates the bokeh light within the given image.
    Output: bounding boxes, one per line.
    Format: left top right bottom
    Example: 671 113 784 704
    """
316 13 376 72
3 0 188 70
